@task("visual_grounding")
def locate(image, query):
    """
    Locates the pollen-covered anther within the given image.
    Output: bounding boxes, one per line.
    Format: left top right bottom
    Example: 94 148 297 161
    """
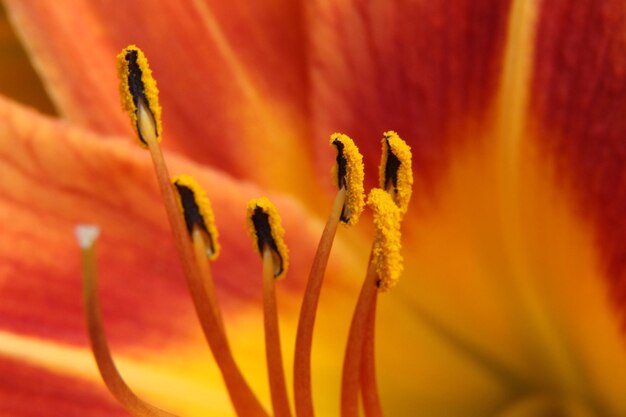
117 45 162 147
246 197 289 279
172 175 220 260
367 188 403 292
379 131 413 215
330 133 365 225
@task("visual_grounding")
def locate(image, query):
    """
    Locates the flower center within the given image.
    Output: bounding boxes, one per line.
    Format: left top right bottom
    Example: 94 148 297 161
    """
495 396 597 417
76 46 414 417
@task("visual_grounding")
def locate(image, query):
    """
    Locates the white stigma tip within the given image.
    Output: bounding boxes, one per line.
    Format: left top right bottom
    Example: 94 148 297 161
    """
75 224 101 249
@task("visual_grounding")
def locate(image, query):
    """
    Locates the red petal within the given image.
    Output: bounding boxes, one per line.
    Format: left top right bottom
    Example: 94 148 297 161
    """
3 0 322 204
531 0 626 309
307 0 513 189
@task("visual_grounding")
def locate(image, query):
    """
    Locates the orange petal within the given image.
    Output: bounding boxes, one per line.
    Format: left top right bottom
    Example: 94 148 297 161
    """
3 0 322 204
0 95 355 354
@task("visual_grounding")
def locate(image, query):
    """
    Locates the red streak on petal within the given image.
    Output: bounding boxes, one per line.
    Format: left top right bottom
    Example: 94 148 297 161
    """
309 0 513 191
531 0 626 312
0 356 126 417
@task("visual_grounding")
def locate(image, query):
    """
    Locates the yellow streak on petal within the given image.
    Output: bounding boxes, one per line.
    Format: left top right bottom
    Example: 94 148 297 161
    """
190 0 259 104
188 0 321 207
391 0 626 405
492 0 595 396
0 331 232 416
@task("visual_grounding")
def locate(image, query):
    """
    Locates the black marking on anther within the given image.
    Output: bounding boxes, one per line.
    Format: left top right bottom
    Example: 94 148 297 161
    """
251 206 284 277
332 138 350 223
125 49 151 145
384 138 401 192
174 183 216 255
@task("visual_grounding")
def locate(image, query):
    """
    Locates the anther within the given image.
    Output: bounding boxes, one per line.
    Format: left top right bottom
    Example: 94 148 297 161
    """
117 45 162 147
246 197 289 279
379 131 413 214
172 175 220 259
330 133 365 225
367 188 403 292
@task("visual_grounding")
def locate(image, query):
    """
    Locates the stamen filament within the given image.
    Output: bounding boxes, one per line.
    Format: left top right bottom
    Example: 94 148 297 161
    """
262 247 293 417
191 227 225 333
140 109 268 417
80 232 179 417
294 188 347 417
340 258 378 417
360 294 383 417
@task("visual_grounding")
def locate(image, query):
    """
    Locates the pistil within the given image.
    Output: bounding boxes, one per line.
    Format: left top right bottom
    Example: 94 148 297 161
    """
78 225 179 417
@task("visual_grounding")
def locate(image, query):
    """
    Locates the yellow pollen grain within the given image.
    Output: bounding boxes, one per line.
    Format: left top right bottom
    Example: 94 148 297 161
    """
330 132 365 225
367 188 403 292
380 131 413 215
116 45 162 147
172 174 221 260
246 197 289 279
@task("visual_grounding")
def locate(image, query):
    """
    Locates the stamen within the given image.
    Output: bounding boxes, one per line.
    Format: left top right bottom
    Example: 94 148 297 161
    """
342 190 404 417
360 296 383 417
246 197 289 279
191 227 225 334
379 131 413 215
330 133 365 225
117 45 162 147
172 175 220 259
262 247 293 417
340 257 378 417
77 225 179 417
246 198 292 417
359 133 413 417
172 174 224 332
367 189 403 292
294 191 347 417
116 47 268 417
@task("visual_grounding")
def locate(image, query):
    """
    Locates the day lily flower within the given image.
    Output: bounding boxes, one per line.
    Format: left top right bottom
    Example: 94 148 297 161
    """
1 0 626 416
